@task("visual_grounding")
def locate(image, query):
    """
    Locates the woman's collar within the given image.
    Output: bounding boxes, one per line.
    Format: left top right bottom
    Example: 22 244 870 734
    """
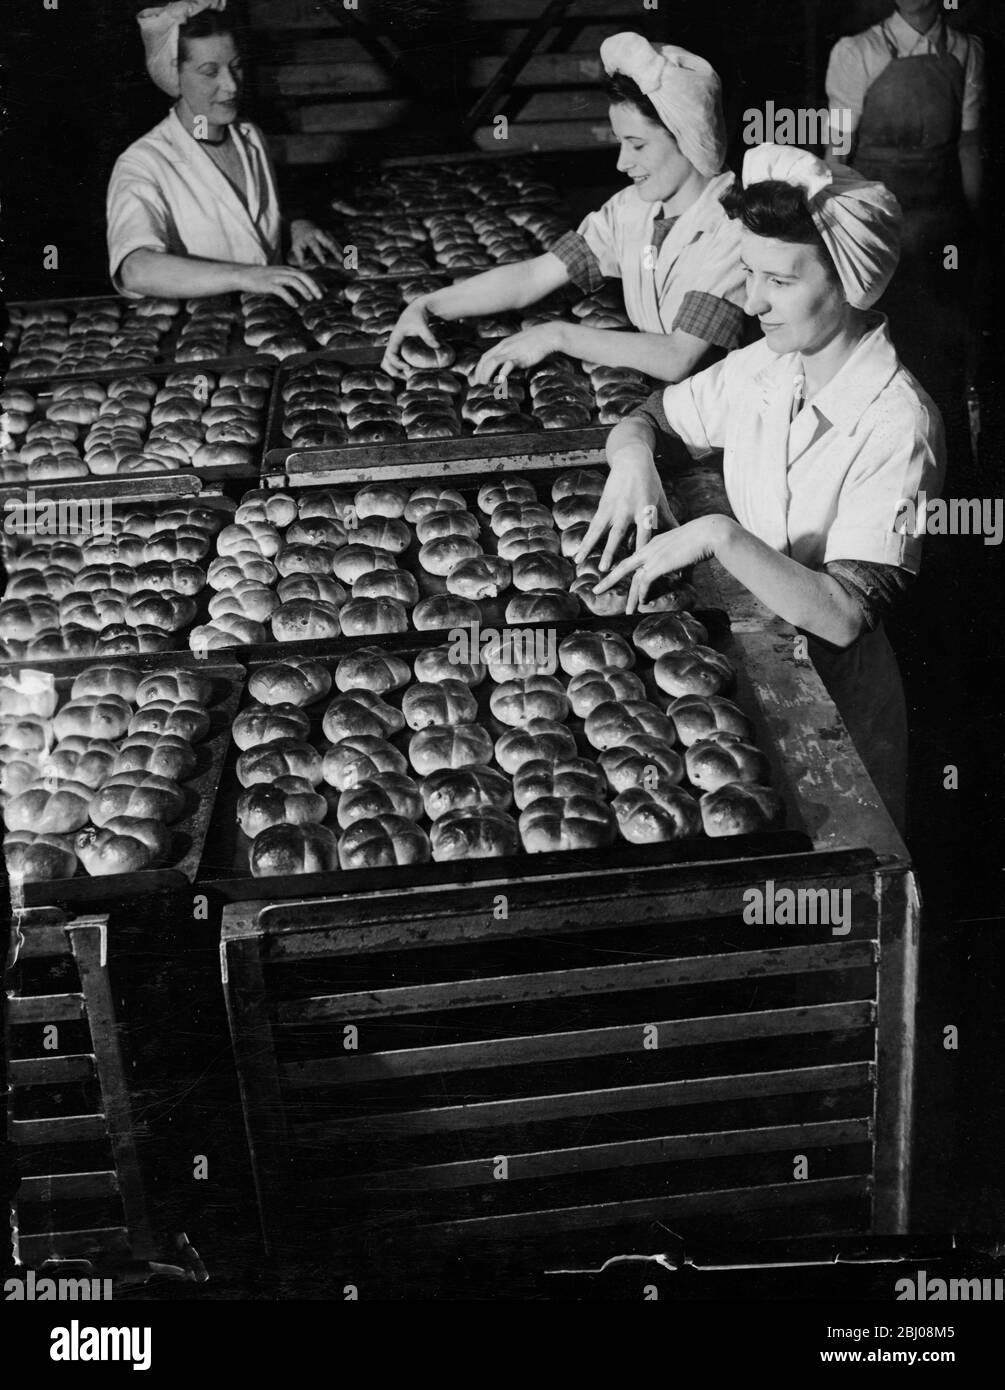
754 313 899 434
887 9 945 50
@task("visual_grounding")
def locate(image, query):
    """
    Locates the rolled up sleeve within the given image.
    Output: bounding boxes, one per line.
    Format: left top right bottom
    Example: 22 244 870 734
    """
824 399 946 571
549 230 606 294
575 195 623 279
106 157 177 297
659 356 732 458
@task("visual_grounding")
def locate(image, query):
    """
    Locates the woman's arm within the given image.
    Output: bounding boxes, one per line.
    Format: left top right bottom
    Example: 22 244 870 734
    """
473 322 712 386
596 514 867 646
381 252 570 376
118 249 322 305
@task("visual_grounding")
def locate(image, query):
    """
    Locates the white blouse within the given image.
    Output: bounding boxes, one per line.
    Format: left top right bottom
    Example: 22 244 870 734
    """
659 315 945 571
107 109 282 296
575 172 745 334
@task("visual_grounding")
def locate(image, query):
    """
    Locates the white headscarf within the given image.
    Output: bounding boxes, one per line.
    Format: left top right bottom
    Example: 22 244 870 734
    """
138 0 228 97
600 32 726 178
742 143 902 309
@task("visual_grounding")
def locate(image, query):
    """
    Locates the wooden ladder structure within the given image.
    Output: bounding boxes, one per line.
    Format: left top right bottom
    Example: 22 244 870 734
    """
247 0 659 165
5 907 157 1269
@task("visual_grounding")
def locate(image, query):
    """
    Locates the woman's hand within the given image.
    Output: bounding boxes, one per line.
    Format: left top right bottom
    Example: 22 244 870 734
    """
472 323 564 386
289 219 340 267
574 448 675 572
237 264 323 306
594 515 733 613
382 297 441 378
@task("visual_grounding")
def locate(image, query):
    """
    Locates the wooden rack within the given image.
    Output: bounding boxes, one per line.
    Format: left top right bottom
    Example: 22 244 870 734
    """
5 908 157 1268
222 843 918 1289
248 0 652 163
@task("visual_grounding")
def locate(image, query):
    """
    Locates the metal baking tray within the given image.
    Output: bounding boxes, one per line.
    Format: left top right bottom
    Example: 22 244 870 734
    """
184 466 703 665
263 353 613 477
200 620 810 903
0 494 236 669
5 294 263 385
7 655 244 907
0 362 283 500
4 290 389 389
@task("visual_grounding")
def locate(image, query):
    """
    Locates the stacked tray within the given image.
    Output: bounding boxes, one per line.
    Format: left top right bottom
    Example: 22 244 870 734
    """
265 353 653 474
317 204 569 280
189 469 685 655
0 363 279 497
3 294 256 384
1 654 242 905
201 615 803 903
0 495 233 664
339 158 563 219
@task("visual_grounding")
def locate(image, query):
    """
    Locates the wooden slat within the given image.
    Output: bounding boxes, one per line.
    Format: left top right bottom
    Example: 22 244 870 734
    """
296 89 610 133
16 1227 130 1264
266 26 619 65
11 1114 108 1145
11 921 70 959
242 852 878 956
8 1054 96 1085
250 0 647 29
221 935 292 1259
294 1061 875 1140
67 922 156 1263
296 98 410 133
18 1170 119 1203
872 868 921 1233
281 1000 875 1088
472 120 617 153
268 120 615 163
264 53 605 97
267 133 352 165
416 1176 872 1241
278 941 877 1025
344 1119 872 1193
6 993 85 1024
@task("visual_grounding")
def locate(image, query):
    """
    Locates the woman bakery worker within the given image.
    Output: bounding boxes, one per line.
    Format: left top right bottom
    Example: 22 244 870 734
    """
383 33 746 385
582 145 946 833
107 0 336 304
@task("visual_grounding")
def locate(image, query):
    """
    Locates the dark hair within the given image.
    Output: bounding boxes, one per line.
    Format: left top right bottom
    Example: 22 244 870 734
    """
178 8 238 63
720 178 839 278
604 72 664 128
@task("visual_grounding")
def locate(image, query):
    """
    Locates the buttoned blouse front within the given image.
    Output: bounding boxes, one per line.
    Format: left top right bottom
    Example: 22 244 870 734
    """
575 171 745 333
107 108 282 297
659 315 945 571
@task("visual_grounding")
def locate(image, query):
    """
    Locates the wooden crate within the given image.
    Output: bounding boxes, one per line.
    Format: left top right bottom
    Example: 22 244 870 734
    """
221 844 918 1287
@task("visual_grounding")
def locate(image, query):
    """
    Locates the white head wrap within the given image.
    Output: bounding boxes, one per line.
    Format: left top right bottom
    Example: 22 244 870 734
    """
600 32 726 178
741 143 902 309
138 0 228 97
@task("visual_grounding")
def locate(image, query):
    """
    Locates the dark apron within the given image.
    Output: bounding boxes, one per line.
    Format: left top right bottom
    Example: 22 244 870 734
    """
809 624 908 837
853 20 966 261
